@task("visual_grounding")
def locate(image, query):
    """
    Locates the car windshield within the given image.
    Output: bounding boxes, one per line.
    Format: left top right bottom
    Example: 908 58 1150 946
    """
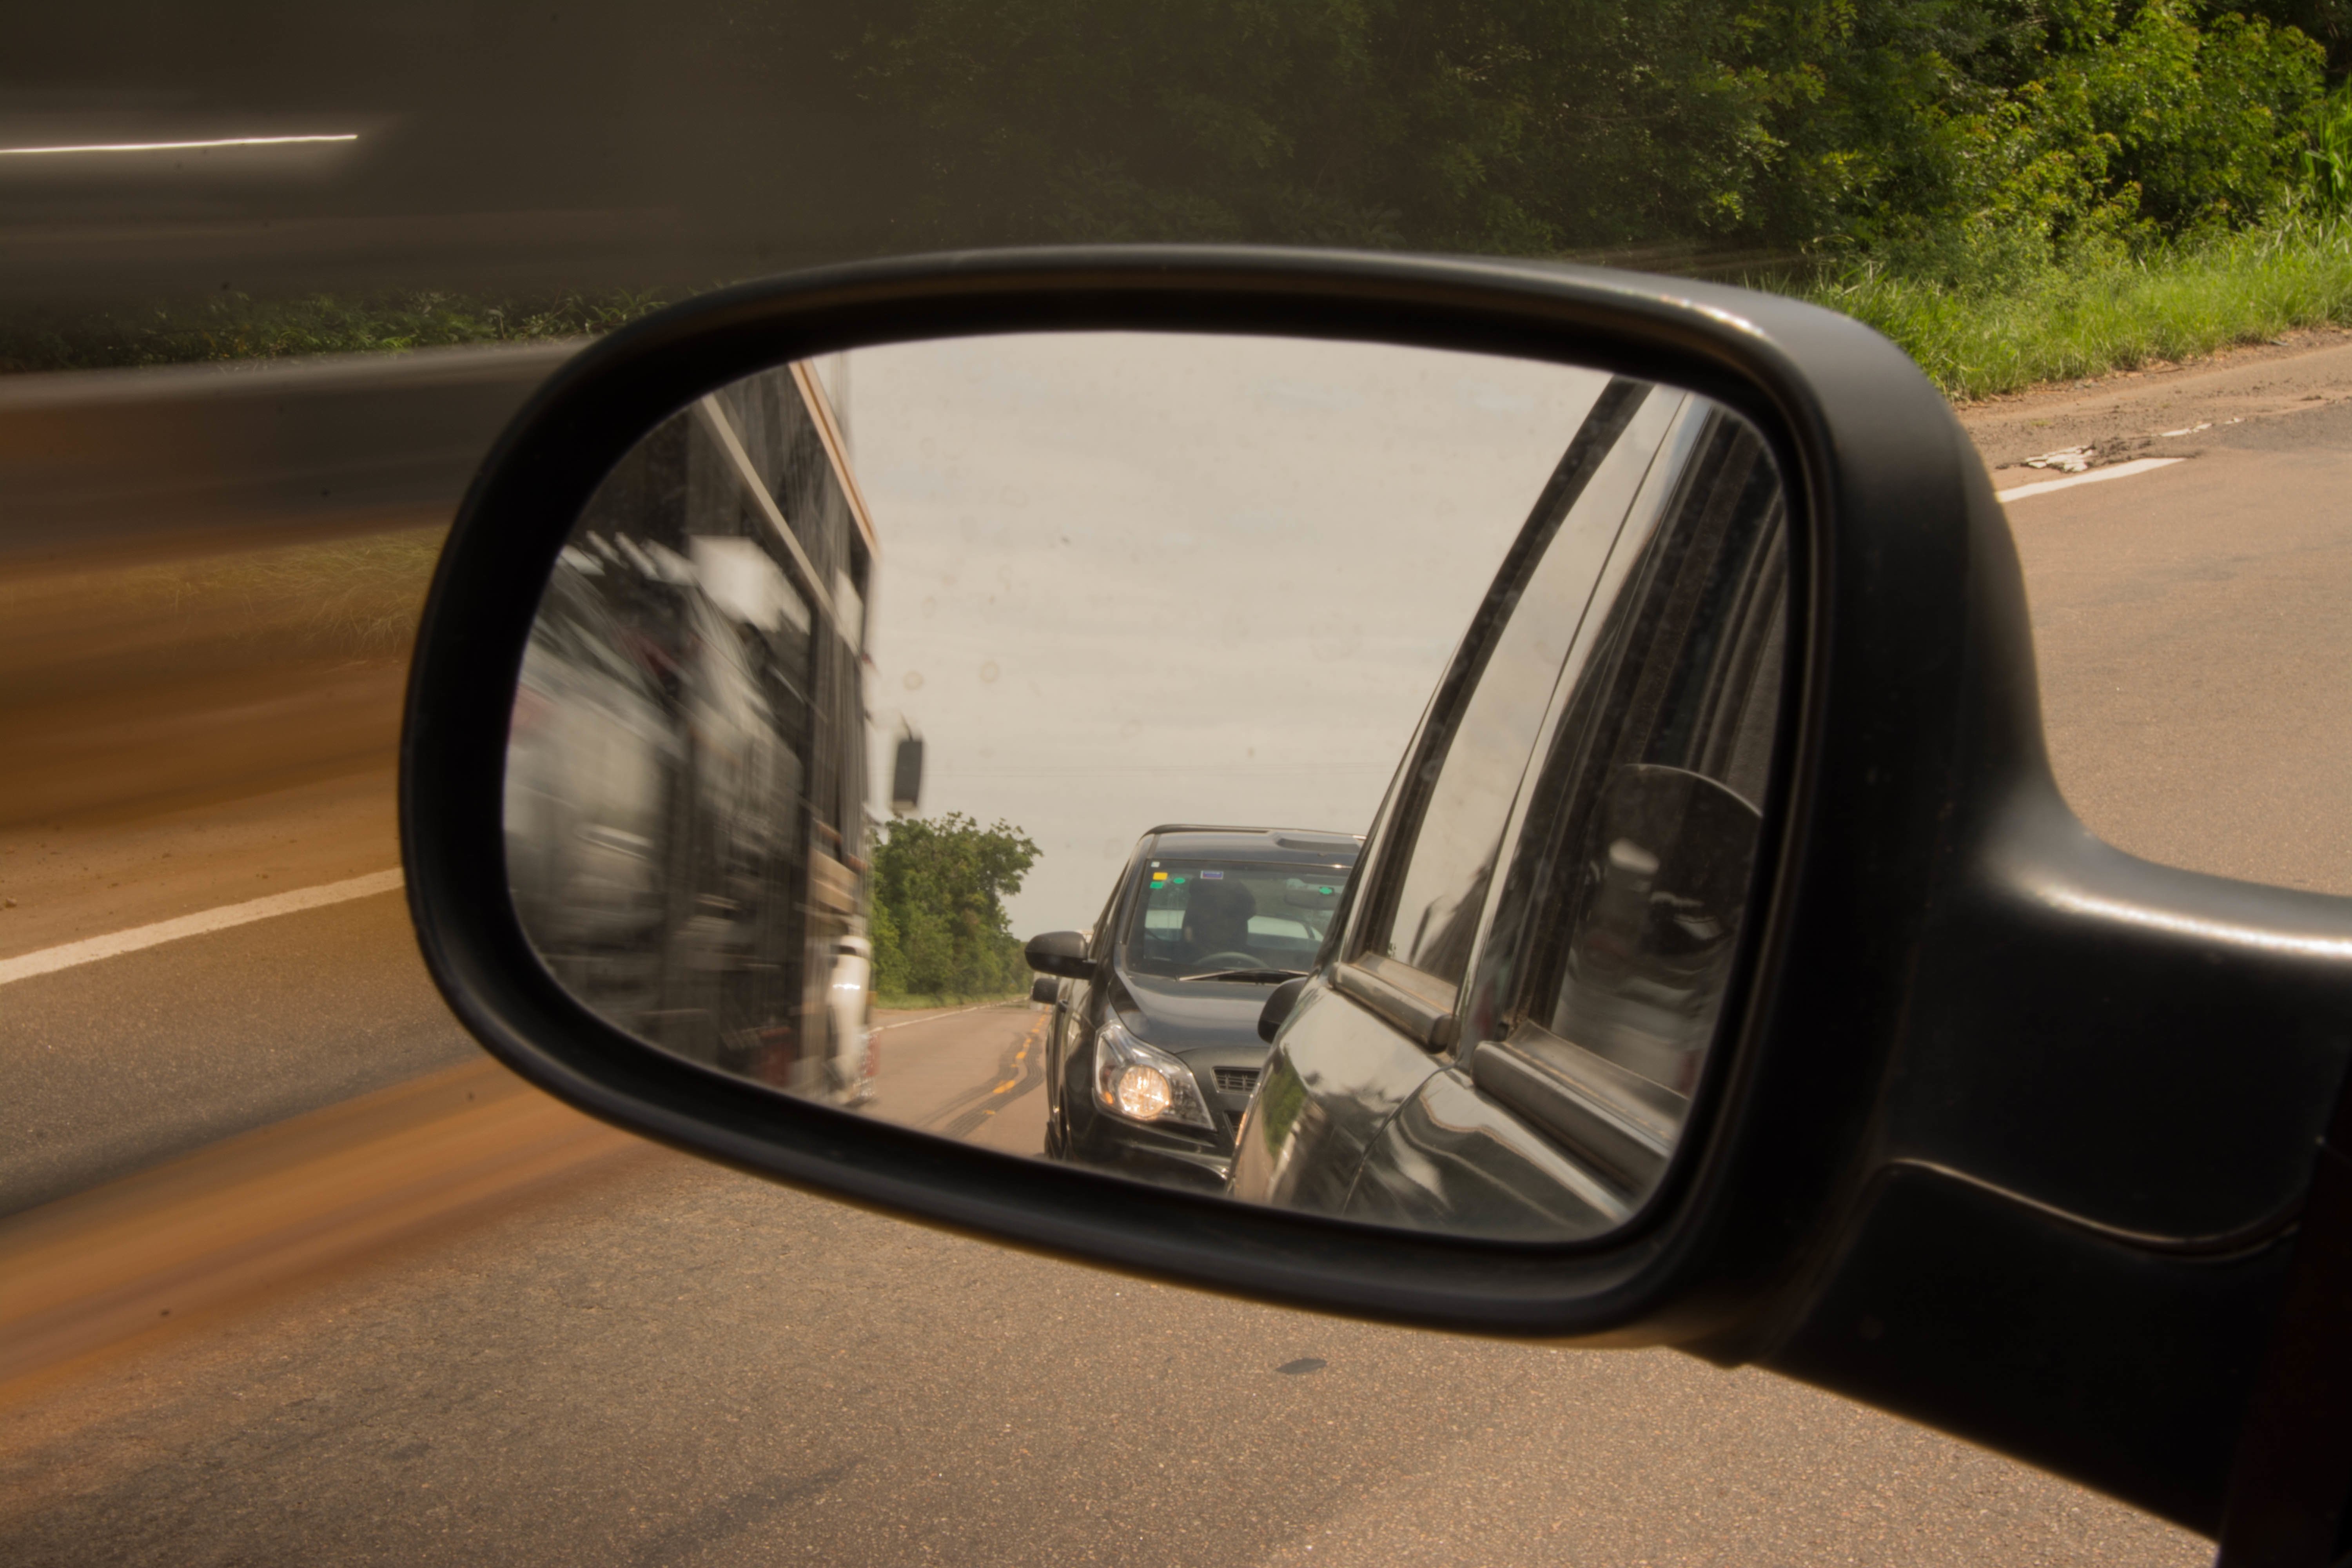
1122 859 1353 981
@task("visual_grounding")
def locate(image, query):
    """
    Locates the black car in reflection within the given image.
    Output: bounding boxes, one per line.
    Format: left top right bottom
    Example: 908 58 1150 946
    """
1025 826 1361 1191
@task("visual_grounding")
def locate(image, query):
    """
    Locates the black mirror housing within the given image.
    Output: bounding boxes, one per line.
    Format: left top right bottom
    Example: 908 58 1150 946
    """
1258 976 1306 1044
397 245 2352 1547
1029 975 1061 1006
1024 931 1094 980
890 734 924 817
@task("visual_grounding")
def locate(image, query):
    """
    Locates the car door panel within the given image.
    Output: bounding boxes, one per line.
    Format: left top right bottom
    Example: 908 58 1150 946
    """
1230 977 1437 1218
1341 1063 1633 1240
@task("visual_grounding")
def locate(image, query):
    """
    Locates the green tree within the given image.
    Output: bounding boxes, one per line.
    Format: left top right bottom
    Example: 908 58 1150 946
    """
869 813 1042 1000
851 0 2328 276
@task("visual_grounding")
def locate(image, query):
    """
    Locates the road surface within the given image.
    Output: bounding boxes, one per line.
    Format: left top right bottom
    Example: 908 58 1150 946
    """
865 1004 1052 1156
9 334 2352 1564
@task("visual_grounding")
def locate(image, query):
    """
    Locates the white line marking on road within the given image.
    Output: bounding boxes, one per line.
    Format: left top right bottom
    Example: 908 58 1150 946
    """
869 1001 1019 1033
1996 457 2184 503
0 869 405 988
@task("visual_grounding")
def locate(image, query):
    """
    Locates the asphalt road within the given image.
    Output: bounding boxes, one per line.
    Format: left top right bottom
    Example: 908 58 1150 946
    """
7 338 2352 1564
865 1004 1051 1157
2004 397 2352 896
0 767 476 1217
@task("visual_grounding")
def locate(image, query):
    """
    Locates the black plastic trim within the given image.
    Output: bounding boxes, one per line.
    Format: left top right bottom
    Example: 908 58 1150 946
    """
1332 958 1456 1053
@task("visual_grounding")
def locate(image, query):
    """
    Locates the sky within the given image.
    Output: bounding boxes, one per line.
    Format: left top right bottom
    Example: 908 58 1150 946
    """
846 332 1610 936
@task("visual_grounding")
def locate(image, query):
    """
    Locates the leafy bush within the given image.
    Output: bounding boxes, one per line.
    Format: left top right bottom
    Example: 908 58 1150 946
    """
869 813 1041 1002
857 0 2330 273
2308 83 2352 216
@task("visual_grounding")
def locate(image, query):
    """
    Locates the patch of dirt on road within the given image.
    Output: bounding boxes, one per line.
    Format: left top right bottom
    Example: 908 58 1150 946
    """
1960 326 2352 473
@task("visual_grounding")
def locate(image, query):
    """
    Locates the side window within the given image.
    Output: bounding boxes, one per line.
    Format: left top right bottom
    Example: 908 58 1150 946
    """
1467 406 1788 1184
1355 378 1687 1002
1085 869 1126 962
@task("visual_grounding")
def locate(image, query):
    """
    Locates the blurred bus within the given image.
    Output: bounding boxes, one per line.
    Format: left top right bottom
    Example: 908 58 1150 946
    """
506 356 892 1103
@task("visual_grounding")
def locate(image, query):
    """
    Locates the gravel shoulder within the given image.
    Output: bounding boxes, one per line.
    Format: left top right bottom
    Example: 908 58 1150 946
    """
1959 325 2352 472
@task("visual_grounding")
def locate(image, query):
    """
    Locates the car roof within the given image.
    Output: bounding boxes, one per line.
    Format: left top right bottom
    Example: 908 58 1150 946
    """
1136 825 1362 867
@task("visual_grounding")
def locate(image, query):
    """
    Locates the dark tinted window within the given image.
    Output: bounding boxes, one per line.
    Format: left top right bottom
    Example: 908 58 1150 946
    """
1363 381 1686 991
1503 408 1787 1103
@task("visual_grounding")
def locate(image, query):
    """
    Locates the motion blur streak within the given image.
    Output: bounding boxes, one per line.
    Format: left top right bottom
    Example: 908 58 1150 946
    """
0 348 556 830
0 135 358 157
0 1059 650 1393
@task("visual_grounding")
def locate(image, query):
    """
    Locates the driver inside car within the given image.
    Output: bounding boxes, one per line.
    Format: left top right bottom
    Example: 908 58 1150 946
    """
1179 879 1259 969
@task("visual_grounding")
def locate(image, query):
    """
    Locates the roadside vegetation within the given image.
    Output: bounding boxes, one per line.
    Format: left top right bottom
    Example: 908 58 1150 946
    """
868 813 1040 1008
1795 212 2352 398
6 2 2350 399
858 0 2352 398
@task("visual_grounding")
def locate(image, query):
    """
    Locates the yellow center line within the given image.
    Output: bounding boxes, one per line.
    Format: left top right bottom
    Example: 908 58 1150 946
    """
990 1019 1046 1096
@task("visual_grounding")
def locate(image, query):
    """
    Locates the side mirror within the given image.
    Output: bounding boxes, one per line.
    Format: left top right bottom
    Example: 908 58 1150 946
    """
400 246 2352 1545
1258 975 1307 1043
1029 975 1061 1006
890 733 924 817
1024 931 1094 981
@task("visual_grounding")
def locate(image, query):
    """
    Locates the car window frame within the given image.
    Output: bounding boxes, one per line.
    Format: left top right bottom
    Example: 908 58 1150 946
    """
1446 402 1791 1209
1335 382 1700 1051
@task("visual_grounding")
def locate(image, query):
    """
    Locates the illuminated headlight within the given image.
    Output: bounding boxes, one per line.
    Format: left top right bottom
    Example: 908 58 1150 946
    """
1092 1019 1214 1129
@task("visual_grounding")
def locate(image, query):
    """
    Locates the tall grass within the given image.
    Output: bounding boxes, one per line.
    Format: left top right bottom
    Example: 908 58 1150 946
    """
1785 216 2352 400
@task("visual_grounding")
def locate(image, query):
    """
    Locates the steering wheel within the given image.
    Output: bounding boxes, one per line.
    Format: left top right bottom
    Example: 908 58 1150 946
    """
1195 951 1262 971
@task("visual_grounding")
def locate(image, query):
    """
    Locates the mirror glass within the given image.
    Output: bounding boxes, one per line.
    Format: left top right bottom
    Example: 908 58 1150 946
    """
505 332 1787 1243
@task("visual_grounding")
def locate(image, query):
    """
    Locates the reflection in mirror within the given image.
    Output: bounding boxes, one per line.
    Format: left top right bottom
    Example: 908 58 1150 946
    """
505 332 1787 1243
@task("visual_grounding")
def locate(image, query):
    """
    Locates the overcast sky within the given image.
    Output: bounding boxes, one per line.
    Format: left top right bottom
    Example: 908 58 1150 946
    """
847 332 1609 936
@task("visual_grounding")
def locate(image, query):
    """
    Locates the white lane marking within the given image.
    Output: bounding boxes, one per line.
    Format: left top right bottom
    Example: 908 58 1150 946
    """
869 1000 1021 1033
1997 457 2183 503
0 869 405 988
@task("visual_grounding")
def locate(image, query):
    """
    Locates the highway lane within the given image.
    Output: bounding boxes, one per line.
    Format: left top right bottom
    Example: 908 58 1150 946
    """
9 342 2352 1563
0 1138 2199 1568
0 767 483 1216
2004 407 2352 896
0 883 477 1218
866 1002 1051 1156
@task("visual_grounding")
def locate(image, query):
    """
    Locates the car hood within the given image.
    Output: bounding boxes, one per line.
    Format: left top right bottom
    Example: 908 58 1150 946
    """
1116 969 1281 1060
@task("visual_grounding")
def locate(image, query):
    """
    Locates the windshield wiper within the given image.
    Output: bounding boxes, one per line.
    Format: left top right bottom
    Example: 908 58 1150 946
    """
1178 967 1308 984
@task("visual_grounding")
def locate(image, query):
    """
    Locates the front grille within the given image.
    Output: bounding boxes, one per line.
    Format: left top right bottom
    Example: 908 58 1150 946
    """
1214 1067 1262 1096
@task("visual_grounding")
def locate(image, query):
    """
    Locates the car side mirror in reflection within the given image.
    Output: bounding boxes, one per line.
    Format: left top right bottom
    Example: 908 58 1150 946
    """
890 732 924 817
1258 975 1307 1043
1024 931 1094 981
401 247 2352 1549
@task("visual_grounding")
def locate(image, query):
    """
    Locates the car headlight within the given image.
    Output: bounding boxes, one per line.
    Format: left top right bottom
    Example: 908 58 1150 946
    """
1092 1019 1214 1129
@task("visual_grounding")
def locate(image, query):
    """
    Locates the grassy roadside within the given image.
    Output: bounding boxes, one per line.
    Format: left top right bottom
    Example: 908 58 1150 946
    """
1781 217 2352 401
